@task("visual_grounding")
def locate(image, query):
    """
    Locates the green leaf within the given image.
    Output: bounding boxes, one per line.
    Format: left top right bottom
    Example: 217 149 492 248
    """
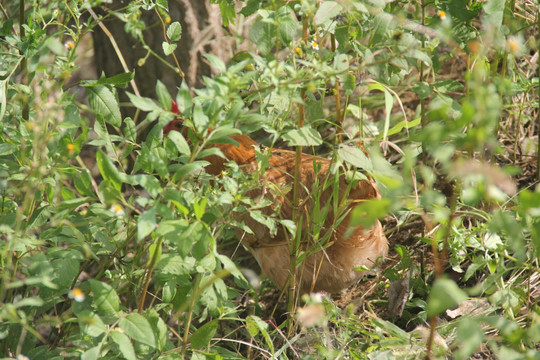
170 161 209 182
368 81 393 142
246 315 267 337
125 174 161 198
124 117 137 142
89 280 120 319
282 127 323 146
427 278 467 317
147 310 169 351
167 21 182 42
334 53 350 72
110 330 136 360
137 208 157 241
338 145 373 171
433 79 464 94
83 72 134 88
412 82 432 100
204 53 226 73
176 83 193 113
193 197 207 220
156 80 172 110
377 117 421 140
86 85 122 127
314 1 343 25
349 198 391 228
190 320 218 349
454 318 485 360
484 0 506 29
81 345 101 360
207 126 241 144
96 150 122 191
162 42 177 56
192 104 209 133
167 130 191 156
126 92 162 112
249 15 275 57
119 313 156 348
241 0 262 17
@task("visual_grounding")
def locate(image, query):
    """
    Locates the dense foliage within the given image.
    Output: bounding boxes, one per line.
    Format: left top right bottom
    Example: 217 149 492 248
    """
1 0 539 359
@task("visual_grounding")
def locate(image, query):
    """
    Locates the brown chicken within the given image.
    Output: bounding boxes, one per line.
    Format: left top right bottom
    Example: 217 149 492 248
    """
164 114 388 294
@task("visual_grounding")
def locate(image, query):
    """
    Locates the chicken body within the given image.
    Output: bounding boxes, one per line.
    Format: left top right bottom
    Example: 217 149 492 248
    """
165 120 388 293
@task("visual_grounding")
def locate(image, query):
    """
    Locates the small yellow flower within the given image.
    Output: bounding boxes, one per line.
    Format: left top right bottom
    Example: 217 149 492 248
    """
311 41 319 50
165 17 171 24
65 41 75 49
295 47 302 55
437 10 446 20
110 204 124 217
68 288 85 302
67 143 75 152
506 36 521 55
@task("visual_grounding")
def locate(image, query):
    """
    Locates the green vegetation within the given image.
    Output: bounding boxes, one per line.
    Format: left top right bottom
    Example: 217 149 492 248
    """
1 0 539 359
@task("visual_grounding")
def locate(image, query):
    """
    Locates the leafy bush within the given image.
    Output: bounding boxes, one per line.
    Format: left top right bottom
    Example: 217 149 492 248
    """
1 0 539 359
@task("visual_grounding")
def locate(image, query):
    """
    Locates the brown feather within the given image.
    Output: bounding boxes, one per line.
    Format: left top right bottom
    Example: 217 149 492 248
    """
200 134 388 293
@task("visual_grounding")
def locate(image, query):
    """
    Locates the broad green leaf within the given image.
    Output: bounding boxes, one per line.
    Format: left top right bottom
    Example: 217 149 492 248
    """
190 320 218 349
89 280 120 319
77 309 107 337
433 79 464 94
126 92 162 112
155 80 172 110
124 117 137 142
282 127 323 146
207 126 241 145
334 53 349 72
167 21 182 42
125 174 161 198
167 130 191 156
454 318 485 360
278 8 296 44
377 118 421 140
147 310 169 350
162 42 177 56
192 104 209 133
176 83 193 113
170 161 209 182
216 253 243 278
83 72 134 87
338 145 373 171
241 0 262 17
96 150 122 191
349 198 391 228
427 278 467 317
119 313 156 348
314 1 343 25
484 0 506 29
412 82 432 100
137 208 157 241
110 330 136 360
81 345 101 360
246 315 267 337
369 12 392 47
193 197 207 220
249 15 274 57
204 53 226 73
87 85 122 127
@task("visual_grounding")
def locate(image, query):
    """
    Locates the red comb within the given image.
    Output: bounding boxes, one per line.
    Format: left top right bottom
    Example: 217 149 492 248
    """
170 100 180 115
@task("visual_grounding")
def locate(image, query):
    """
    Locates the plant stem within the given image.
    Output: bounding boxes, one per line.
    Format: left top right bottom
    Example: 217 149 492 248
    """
138 237 163 313
19 0 29 120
